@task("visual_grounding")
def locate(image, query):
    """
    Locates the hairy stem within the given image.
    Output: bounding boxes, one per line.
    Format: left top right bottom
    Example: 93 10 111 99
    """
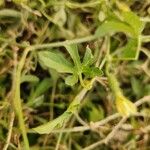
12 48 30 150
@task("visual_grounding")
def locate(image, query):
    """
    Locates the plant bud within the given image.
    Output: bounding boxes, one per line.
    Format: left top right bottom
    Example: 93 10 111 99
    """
115 93 137 117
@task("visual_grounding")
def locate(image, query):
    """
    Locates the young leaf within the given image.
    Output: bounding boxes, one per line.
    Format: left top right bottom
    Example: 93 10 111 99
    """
82 46 94 66
38 51 74 73
82 66 103 78
64 44 81 70
65 74 78 86
95 20 136 38
86 102 104 122
20 75 39 83
33 112 71 134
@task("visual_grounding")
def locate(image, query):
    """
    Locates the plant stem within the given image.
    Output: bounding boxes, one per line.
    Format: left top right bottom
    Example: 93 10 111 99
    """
106 71 122 96
105 37 122 96
29 35 96 51
12 48 30 150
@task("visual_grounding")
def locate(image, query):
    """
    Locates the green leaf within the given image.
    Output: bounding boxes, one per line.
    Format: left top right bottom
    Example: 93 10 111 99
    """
29 95 44 108
38 51 74 73
65 74 78 86
82 46 94 66
83 66 103 78
31 78 52 98
33 112 71 134
27 78 52 106
53 7 67 26
64 44 81 70
95 20 136 38
87 102 104 122
95 12 143 60
20 75 39 83
122 11 144 35
131 77 143 98
114 38 139 60
32 88 86 134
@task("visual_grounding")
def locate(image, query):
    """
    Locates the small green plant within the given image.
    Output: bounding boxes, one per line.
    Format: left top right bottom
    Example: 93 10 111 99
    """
0 1 150 150
33 9 144 134
38 44 103 89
